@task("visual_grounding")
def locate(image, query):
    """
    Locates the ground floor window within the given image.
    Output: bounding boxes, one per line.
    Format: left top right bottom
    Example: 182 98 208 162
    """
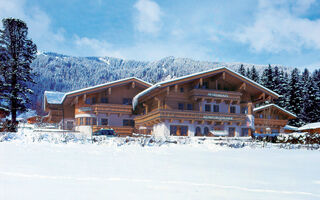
170 125 188 136
66 121 73 130
123 119 135 127
203 127 209 136
228 127 235 137
241 128 249 136
195 127 202 136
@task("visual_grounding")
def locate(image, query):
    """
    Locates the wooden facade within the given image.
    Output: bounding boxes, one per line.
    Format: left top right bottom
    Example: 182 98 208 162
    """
253 104 296 134
43 67 296 137
43 78 151 136
133 67 281 137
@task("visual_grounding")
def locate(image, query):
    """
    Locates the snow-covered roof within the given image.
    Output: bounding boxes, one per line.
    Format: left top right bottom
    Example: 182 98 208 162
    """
44 77 151 107
283 125 299 131
299 122 320 130
44 91 66 104
133 67 280 109
253 104 297 118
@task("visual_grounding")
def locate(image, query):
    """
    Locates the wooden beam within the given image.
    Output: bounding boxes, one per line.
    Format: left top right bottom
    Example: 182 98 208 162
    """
240 82 246 90
223 72 226 80
83 94 87 102
199 78 203 87
132 82 135 88
108 87 112 95
167 87 170 95
175 85 178 93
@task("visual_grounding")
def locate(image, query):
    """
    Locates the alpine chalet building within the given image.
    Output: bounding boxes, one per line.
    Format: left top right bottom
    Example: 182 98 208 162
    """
44 67 296 137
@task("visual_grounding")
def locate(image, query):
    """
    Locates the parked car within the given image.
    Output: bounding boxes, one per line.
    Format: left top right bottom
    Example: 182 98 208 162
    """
92 129 118 137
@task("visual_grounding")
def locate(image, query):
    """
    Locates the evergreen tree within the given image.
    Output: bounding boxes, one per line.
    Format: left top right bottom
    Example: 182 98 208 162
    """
238 64 246 76
304 77 320 123
245 67 250 78
287 68 304 126
249 65 259 82
274 69 290 109
260 64 274 90
0 18 37 131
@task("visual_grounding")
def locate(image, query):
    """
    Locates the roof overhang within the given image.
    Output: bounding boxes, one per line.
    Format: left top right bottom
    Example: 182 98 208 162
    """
253 104 297 118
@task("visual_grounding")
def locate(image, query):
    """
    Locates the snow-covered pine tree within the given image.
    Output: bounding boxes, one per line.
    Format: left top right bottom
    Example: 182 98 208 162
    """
287 68 304 126
238 64 246 76
249 65 259 82
304 77 320 123
274 68 290 109
245 67 250 78
0 18 37 131
260 64 274 91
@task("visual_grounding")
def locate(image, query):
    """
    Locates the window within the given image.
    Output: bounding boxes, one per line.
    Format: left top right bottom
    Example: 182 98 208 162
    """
213 105 219 112
241 106 248 114
230 106 236 113
187 104 193 110
101 118 108 126
241 128 249 137
260 114 263 118
228 127 235 137
123 98 132 105
123 119 135 127
101 97 108 103
204 127 209 136
85 117 91 125
195 127 202 136
205 104 211 112
85 98 91 104
272 129 278 134
202 82 208 89
260 128 264 133
178 103 184 110
92 118 97 125
79 118 84 125
170 126 177 136
180 126 188 136
180 87 184 93
91 97 96 105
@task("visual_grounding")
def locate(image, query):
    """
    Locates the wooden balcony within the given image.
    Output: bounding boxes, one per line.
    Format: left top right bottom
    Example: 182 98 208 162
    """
190 89 242 102
92 125 134 136
135 109 246 126
77 103 133 115
254 118 288 127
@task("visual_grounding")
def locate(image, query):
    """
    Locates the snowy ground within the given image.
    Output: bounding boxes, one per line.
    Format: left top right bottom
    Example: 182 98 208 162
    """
0 131 320 199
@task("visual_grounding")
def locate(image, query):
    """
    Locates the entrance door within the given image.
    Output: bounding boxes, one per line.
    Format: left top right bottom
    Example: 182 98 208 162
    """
66 121 74 130
228 127 235 137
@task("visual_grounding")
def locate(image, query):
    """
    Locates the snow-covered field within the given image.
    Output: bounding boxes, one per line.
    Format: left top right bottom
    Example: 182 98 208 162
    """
0 130 320 200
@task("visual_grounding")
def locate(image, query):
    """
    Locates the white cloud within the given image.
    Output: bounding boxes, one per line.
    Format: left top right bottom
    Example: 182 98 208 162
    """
134 0 162 34
235 0 320 53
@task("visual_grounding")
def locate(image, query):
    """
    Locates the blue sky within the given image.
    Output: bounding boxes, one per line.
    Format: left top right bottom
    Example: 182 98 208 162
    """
1 0 320 70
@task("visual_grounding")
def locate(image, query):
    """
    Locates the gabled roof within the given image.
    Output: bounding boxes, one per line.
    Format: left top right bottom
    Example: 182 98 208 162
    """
284 125 299 131
253 104 297 118
299 122 320 130
44 77 151 105
133 67 280 109
44 91 66 104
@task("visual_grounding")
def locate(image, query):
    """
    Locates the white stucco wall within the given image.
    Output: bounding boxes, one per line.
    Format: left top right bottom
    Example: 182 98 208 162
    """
75 126 92 136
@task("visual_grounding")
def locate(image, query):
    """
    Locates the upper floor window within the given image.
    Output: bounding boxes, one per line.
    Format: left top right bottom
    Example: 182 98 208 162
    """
187 104 193 110
91 97 96 105
79 118 84 125
178 103 184 110
260 114 263 118
205 104 211 112
213 105 219 112
230 106 236 113
202 82 208 89
101 97 108 103
85 98 91 104
241 106 248 114
123 98 132 105
180 87 184 93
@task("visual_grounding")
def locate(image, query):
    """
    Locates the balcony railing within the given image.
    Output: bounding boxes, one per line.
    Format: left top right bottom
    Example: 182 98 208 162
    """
135 109 246 125
77 103 132 114
254 118 288 126
190 88 242 101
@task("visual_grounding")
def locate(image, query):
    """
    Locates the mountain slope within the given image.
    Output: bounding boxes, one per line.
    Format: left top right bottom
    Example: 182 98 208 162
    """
30 52 293 109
